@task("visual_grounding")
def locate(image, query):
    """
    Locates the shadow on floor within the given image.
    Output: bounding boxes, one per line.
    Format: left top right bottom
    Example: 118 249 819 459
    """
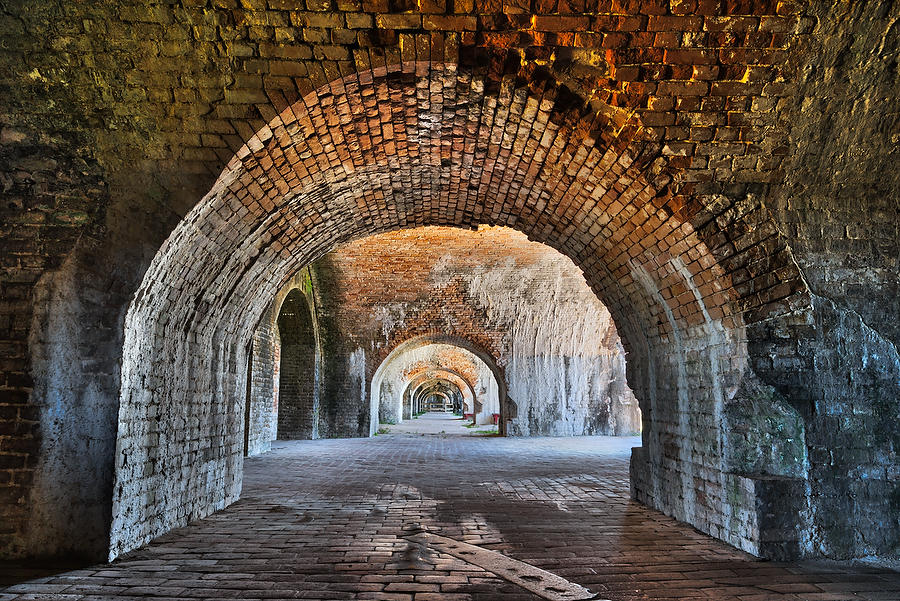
0 557 91 587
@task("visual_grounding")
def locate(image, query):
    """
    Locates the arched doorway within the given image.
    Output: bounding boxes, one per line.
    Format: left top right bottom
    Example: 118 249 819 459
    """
401 369 478 421
370 335 508 437
275 289 318 440
107 62 801 561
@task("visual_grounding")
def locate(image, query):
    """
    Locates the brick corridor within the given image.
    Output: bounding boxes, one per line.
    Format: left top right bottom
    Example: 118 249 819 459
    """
3 435 899 600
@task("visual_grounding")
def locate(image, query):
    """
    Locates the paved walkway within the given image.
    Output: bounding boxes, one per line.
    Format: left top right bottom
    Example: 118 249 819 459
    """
2 435 899 600
380 412 496 437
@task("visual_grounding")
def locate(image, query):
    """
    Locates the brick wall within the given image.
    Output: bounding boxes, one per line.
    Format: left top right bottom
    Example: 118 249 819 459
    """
1 0 896 564
275 289 318 439
752 3 900 559
19 60 801 561
316 226 640 437
247 269 319 454
244 226 637 440
247 318 277 456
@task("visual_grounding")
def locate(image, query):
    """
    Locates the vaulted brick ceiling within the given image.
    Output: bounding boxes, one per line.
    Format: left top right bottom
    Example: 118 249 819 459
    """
2 0 898 567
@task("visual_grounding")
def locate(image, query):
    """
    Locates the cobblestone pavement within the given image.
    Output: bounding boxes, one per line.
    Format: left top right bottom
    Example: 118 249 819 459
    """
3 435 899 600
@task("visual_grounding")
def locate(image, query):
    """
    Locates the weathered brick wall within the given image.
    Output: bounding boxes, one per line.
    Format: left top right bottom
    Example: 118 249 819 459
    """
752 3 900 559
303 261 371 438
245 226 636 439
318 226 640 437
1 0 896 565
275 289 318 439
0 127 117 558
247 318 277 456
247 269 321 452
11 57 803 561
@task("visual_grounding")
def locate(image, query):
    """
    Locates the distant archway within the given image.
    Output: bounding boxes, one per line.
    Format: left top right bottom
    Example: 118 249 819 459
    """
275 289 318 440
413 379 461 413
401 368 477 421
370 335 507 435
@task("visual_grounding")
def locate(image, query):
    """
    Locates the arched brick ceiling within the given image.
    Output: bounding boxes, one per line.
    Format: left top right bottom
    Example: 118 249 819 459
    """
130 60 786 369
411 377 462 402
390 348 489 407
117 60 781 556
2 2 813 327
2 1 813 183
2 0 825 560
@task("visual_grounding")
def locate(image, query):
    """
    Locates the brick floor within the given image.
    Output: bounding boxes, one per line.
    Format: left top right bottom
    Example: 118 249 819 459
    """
2 435 899 600
381 413 496 437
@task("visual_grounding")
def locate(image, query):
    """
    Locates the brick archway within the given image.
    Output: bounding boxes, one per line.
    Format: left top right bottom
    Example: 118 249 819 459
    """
402 368 479 420
3 0 897 569
371 335 505 431
107 60 807 560
274 288 318 440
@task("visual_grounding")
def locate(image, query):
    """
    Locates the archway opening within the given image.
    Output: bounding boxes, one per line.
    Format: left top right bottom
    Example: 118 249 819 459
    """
8 0 894 576
371 338 504 436
275 289 318 440
403 371 475 421
413 379 461 414
107 62 785 562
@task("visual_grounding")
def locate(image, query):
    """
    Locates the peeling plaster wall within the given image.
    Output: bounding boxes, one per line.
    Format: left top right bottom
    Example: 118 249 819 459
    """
460 240 641 437
315 226 641 439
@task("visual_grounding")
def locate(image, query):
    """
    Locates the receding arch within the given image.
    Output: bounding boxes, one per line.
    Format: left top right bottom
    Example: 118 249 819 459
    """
275 289 318 440
413 378 461 413
108 60 804 561
370 335 507 436
401 368 478 421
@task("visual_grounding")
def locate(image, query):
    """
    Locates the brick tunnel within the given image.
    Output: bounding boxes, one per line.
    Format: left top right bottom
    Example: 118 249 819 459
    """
1 1 899 599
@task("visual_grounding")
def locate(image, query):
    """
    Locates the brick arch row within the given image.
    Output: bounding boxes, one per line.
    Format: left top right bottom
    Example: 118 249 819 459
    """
372 336 501 427
110 59 803 559
411 378 462 412
403 369 477 418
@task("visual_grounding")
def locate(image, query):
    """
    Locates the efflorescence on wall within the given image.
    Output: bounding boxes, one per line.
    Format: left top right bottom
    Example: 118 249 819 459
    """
244 226 639 448
316 226 641 437
0 0 897 566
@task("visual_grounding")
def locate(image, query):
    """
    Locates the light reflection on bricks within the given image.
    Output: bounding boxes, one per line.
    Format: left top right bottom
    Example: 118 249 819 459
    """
4 435 900 600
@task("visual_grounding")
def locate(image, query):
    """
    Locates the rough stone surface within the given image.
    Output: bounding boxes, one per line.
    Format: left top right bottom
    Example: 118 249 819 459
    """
0 0 896 567
757 2 900 560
